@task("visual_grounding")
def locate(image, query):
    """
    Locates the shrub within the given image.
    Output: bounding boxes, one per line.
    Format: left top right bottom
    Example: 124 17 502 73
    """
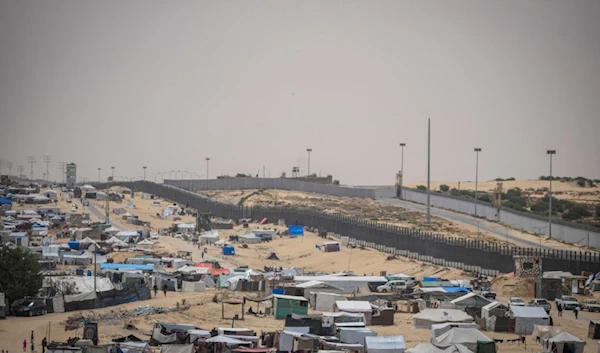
416 185 427 191
478 194 492 203
576 179 586 187
439 184 450 192
531 201 549 213
333 180 340 185
562 204 591 221
588 179 596 187
450 188 460 196
503 201 527 212
506 177 516 181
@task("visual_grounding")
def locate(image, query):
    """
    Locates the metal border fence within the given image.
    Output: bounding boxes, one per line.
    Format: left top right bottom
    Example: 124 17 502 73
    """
93 181 599 274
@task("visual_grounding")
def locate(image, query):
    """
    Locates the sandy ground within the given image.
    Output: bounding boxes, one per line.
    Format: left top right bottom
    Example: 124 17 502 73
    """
3 190 600 352
199 189 592 251
407 180 600 203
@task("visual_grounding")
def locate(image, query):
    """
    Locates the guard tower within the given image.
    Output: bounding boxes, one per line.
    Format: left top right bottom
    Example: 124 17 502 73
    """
291 167 300 177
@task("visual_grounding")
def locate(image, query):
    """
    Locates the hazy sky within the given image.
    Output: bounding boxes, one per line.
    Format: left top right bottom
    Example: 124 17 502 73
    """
1 1 599 185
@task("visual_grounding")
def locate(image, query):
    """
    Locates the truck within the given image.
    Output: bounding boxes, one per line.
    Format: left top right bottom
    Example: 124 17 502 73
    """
556 295 579 310
580 299 600 312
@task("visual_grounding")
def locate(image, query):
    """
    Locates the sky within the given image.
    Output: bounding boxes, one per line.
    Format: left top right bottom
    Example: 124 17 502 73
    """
1 0 599 186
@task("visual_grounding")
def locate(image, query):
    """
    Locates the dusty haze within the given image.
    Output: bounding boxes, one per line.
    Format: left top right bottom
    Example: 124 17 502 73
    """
1 0 599 185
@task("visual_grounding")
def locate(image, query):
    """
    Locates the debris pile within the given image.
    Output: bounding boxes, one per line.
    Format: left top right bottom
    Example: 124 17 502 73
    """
63 304 191 330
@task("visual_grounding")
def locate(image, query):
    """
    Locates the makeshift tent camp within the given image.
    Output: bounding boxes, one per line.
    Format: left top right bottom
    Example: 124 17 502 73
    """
432 328 495 353
406 343 472 353
546 332 586 353
413 309 474 329
364 336 406 353
510 306 549 335
431 323 479 339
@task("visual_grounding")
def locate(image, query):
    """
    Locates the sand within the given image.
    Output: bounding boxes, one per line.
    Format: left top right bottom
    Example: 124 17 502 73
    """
3 190 600 352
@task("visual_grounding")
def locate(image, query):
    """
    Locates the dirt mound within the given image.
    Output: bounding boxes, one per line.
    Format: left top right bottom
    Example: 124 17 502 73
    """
491 276 535 298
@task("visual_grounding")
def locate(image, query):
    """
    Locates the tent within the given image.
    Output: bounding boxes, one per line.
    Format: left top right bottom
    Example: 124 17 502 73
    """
206 335 252 347
181 281 206 292
510 306 549 335
43 190 58 199
432 328 495 353
335 301 373 325
0 197 12 206
406 343 472 353
481 301 508 319
267 252 279 260
289 225 304 236
532 325 564 341
160 344 194 353
450 292 492 310
222 246 235 256
137 239 155 250
412 309 474 329
81 185 96 193
364 336 406 353
431 323 479 339
546 332 586 353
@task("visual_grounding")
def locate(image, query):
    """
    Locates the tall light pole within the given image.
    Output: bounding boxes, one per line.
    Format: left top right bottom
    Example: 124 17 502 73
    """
43 155 51 182
474 148 482 216
6 161 12 177
143 166 147 181
111 166 115 179
426 119 431 224
399 143 406 198
205 158 210 180
18 165 24 179
306 149 312 176
97 168 101 182
59 162 66 183
28 156 36 180
547 150 556 239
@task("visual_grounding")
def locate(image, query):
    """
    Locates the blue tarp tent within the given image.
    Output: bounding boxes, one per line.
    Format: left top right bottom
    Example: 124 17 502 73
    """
442 287 470 293
0 197 12 206
288 225 304 236
68 241 80 250
222 246 235 256
100 263 154 271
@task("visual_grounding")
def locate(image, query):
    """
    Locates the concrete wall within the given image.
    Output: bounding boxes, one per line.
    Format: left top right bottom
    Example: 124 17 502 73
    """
162 178 600 248
165 178 397 199
400 188 600 249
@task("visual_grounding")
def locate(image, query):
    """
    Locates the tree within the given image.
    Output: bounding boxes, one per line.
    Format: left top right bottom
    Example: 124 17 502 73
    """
0 247 43 303
562 204 591 221
439 184 450 192
416 185 427 191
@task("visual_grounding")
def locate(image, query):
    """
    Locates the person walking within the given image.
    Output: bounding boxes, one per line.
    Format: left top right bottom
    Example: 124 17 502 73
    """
41 338 47 353
163 283 168 296
23 340 27 352
574 305 579 319
153 284 158 297
557 302 563 317
30 343 34 353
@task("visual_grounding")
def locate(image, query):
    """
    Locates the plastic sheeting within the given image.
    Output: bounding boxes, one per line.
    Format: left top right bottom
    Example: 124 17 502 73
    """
160 344 194 353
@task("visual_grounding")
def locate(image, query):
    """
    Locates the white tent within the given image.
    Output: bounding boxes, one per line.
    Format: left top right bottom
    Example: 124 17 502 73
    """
546 332 586 353
106 236 128 247
406 343 472 353
450 292 492 309
365 336 406 353
510 306 549 335
532 325 564 341
43 190 57 200
137 239 155 250
432 328 494 353
481 301 508 319
413 309 474 329
181 281 206 292
431 323 479 339
199 231 219 244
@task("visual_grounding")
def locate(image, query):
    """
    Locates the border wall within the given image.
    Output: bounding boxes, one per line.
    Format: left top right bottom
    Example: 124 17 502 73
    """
162 178 600 248
95 181 600 275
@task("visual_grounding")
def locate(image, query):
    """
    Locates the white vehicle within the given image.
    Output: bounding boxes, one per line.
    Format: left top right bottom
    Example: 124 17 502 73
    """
377 280 407 293
150 233 160 240
509 297 525 307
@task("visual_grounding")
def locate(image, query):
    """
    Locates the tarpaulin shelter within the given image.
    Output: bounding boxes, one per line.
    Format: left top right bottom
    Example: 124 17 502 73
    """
338 327 377 344
413 309 474 329
364 336 406 353
160 345 193 353
288 225 304 236
406 343 472 353
432 328 495 353
335 301 373 325
546 332 586 353
510 306 549 335
532 325 564 341
222 245 235 255
431 323 479 339
272 294 308 319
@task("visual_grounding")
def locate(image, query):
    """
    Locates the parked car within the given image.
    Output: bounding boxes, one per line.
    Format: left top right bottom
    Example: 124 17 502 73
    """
509 297 525 307
377 280 407 293
556 295 580 310
475 286 497 300
528 298 551 313
580 299 600 312
11 299 47 317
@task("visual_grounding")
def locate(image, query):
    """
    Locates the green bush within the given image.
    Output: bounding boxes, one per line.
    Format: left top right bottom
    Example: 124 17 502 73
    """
450 188 460 196
478 194 492 203
576 179 586 187
416 185 427 191
503 201 528 212
531 201 549 213
439 184 450 192
562 204 591 221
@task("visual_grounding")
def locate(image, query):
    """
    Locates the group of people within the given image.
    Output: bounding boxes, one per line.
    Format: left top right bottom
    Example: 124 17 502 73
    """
18 332 47 353
153 283 169 297
556 302 580 319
